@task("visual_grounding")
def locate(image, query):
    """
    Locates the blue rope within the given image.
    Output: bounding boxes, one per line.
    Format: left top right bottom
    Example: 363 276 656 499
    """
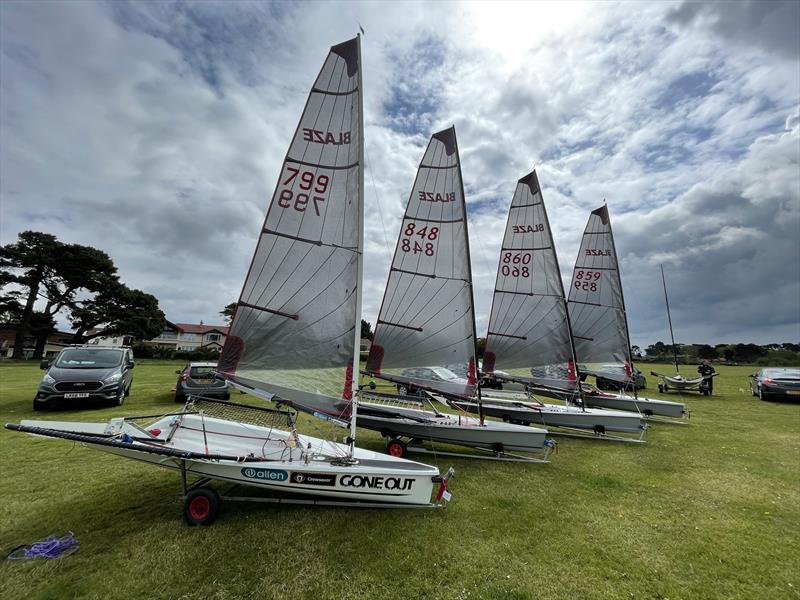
7 532 78 560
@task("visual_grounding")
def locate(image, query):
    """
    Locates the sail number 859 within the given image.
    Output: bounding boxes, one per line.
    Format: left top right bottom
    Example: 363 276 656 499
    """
501 252 531 277
278 167 330 216
574 270 601 291
401 223 438 256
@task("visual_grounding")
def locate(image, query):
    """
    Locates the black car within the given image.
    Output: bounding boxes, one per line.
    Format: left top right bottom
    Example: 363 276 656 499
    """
594 364 647 391
175 362 230 403
748 368 800 401
35 346 135 410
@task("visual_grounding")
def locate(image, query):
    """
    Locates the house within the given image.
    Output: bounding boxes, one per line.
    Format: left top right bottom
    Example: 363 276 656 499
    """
146 321 229 352
0 325 75 359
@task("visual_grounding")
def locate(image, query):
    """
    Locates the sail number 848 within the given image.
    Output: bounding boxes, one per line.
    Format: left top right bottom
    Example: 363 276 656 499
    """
401 223 438 256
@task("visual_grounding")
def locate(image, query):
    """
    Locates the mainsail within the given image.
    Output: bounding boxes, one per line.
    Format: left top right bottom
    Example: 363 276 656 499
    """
218 37 363 419
567 205 633 385
483 170 578 392
365 127 478 399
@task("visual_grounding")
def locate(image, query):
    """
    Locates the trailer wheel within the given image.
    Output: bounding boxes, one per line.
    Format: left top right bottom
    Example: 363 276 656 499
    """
184 487 221 526
387 438 407 458
657 384 664 393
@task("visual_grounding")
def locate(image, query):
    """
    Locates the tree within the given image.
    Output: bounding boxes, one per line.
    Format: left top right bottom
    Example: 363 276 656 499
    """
220 302 237 323
781 343 800 353
0 232 61 358
696 344 717 360
360 319 373 341
645 341 667 357
631 345 642 358
70 280 166 344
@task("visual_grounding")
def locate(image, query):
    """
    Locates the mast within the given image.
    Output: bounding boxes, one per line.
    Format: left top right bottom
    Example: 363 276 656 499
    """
348 33 364 456
538 178 583 409
453 127 483 419
660 264 679 374
605 203 637 398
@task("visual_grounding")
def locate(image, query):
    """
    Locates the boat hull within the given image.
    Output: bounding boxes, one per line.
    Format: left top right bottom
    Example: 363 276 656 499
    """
16 415 439 506
452 395 645 434
357 401 549 454
582 393 686 418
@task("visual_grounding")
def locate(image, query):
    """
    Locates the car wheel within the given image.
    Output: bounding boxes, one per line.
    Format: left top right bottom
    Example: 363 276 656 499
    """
751 385 758 397
175 392 186 404
397 385 408 396
759 387 769 402
110 388 125 407
125 379 133 397
33 399 46 411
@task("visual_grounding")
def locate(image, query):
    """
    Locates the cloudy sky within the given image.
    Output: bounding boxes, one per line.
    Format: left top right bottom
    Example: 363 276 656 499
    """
1 0 798 348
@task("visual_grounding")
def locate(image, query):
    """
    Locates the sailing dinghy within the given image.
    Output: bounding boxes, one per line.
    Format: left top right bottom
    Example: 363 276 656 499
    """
5 37 452 523
650 265 716 395
451 171 647 442
360 128 553 462
567 206 688 422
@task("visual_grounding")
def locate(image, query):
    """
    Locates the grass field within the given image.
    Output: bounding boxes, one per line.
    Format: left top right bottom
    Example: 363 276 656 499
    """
0 360 798 599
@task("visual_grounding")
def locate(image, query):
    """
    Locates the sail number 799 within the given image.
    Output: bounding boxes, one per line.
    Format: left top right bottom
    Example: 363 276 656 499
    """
278 167 329 216
401 223 438 256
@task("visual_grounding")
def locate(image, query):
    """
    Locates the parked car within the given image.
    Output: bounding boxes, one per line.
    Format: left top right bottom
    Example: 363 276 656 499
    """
397 366 469 396
594 365 647 391
175 362 230 403
35 346 135 411
748 368 800 401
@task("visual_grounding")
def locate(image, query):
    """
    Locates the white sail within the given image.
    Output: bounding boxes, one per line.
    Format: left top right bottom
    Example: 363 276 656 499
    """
365 127 478 398
483 171 578 391
218 37 362 418
567 205 633 384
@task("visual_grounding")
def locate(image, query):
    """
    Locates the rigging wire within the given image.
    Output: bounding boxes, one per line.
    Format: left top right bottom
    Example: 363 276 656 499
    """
364 140 393 259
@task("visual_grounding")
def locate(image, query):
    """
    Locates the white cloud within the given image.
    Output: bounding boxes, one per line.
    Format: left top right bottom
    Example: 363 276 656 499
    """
1 0 797 347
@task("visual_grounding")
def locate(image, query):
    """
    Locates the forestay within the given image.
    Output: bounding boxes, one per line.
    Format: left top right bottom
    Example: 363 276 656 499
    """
483 171 578 391
567 205 633 384
218 37 363 418
365 127 478 398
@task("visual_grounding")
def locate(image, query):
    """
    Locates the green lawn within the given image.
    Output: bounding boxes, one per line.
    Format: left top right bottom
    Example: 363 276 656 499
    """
1 360 798 599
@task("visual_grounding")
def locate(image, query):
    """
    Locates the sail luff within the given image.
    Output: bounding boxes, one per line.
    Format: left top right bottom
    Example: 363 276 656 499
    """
452 127 481 406
604 205 637 393
348 34 364 446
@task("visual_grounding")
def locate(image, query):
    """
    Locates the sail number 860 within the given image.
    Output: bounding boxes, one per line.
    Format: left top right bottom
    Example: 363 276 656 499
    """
501 253 531 277
401 223 438 256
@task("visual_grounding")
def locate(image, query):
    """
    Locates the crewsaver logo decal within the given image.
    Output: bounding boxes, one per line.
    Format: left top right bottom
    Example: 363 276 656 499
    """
241 467 288 481
339 474 415 491
290 472 336 487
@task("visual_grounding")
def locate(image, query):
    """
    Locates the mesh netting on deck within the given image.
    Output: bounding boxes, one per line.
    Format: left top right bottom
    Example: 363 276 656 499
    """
185 397 296 430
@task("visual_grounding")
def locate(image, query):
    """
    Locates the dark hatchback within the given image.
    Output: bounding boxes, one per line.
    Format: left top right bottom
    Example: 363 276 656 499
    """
748 368 800 401
35 346 135 410
174 362 230 403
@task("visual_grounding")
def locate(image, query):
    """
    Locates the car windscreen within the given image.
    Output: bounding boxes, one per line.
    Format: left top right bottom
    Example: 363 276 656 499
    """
765 368 800 378
190 366 216 377
55 348 123 369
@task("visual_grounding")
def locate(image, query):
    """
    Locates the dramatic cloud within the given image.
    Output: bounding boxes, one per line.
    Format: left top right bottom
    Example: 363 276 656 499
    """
1 0 798 347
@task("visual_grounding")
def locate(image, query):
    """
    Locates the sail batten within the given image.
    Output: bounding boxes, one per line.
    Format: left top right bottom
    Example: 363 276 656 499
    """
484 170 578 391
218 37 363 417
567 205 633 384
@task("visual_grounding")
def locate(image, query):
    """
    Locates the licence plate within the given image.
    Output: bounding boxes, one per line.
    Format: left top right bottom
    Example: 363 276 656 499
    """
787 390 800 395
64 393 90 399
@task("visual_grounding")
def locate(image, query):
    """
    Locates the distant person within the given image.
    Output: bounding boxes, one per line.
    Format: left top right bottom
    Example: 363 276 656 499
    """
698 359 716 395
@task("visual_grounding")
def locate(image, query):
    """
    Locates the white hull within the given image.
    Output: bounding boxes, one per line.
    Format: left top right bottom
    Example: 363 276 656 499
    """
453 392 646 435
16 414 439 506
583 392 686 419
357 401 549 454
